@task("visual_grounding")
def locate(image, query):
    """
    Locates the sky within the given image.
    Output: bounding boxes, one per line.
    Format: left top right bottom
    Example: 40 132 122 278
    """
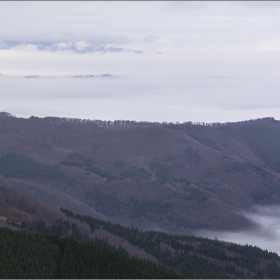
1 1 280 123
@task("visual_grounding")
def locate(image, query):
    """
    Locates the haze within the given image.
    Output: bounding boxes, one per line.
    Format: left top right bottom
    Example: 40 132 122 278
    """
195 205 280 256
1 1 280 122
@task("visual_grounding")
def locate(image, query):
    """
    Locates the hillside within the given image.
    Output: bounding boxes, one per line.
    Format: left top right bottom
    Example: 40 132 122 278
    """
1 200 280 279
1 165 280 278
0 227 179 279
1 112 280 232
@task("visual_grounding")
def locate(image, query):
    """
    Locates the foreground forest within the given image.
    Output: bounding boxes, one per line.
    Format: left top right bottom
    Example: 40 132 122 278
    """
1 200 280 278
0 227 179 279
2 112 280 277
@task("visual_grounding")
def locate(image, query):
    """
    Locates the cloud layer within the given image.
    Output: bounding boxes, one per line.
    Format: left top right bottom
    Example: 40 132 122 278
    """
1 2 280 122
195 205 280 255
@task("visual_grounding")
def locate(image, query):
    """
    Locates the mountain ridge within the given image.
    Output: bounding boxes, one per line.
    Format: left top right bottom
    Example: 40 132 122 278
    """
0 112 280 232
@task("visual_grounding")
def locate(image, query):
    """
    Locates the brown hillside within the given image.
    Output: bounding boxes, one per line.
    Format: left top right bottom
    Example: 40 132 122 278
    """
0 113 280 231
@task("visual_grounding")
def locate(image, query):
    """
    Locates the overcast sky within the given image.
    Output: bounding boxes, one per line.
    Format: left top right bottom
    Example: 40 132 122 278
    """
1 1 280 123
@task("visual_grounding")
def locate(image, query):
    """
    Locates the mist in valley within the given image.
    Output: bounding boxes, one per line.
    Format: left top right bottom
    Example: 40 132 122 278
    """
194 204 280 255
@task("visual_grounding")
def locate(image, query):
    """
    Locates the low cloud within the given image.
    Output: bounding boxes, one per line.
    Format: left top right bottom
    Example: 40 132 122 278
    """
194 205 280 255
0 41 142 54
24 75 39 79
1 1 280 123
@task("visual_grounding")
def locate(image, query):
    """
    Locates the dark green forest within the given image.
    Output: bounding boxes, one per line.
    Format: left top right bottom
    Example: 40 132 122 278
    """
55 208 280 279
2 201 280 278
0 227 179 279
0 152 65 180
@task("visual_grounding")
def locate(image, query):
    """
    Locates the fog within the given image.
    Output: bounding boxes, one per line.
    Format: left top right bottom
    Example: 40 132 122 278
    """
1 69 280 123
1 2 280 123
194 205 280 255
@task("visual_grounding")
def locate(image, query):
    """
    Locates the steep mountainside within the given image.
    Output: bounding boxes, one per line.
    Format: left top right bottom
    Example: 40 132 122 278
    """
1 112 280 232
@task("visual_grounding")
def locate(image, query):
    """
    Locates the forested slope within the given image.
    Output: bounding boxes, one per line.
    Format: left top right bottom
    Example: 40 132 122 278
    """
2 204 280 279
0 227 179 279
1 181 280 279
1 112 280 232
57 208 280 279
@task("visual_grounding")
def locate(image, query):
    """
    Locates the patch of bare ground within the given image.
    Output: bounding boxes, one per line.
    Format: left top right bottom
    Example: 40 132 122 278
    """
0 206 31 224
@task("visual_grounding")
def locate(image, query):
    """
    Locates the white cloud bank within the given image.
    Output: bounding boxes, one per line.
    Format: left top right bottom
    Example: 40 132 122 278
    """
195 205 280 255
1 1 280 122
